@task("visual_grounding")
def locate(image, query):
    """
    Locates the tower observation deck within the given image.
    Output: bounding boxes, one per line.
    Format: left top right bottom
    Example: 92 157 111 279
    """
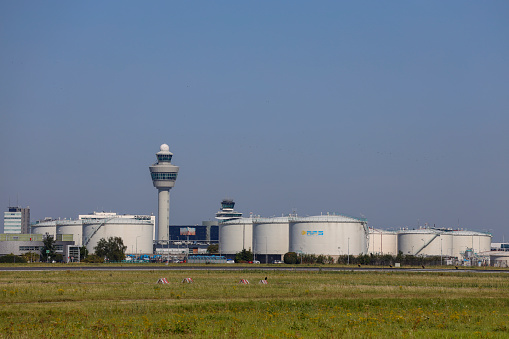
149 144 179 242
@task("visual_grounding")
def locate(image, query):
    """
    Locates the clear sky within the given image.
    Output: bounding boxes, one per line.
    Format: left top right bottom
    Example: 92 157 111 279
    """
1 2 508 241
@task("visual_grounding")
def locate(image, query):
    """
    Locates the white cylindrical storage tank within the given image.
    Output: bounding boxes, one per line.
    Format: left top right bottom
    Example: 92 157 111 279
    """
490 253 509 267
219 218 253 255
56 220 83 246
440 232 454 257
253 217 289 256
368 229 398 255
452 231 492 259
30 220 57 237
479 233 492 254
397 229 443 256
83 218 154 255
289 215 368 256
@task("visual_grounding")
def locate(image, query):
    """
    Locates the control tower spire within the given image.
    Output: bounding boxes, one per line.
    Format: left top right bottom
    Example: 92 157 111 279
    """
149 144 179 242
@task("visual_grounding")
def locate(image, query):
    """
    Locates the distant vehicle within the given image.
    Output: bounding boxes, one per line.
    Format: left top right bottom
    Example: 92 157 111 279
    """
272 260 283 264
226 259 235 264
252 260 260 264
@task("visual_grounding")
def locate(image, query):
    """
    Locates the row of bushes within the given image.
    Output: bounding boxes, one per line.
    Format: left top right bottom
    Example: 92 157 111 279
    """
283 252 445 266
0 252 67 263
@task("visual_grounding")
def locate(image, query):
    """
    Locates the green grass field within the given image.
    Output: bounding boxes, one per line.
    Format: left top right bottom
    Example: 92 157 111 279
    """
1 267 508 338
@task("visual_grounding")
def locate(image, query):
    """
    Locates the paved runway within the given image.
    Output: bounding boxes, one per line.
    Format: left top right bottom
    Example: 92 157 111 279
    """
0 265 506 273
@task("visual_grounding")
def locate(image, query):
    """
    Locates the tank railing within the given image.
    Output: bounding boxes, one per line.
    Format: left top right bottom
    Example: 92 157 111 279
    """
414 232 440 256
252 217 289 223
81 218 152 224
287 214 367 222
58 219 82 225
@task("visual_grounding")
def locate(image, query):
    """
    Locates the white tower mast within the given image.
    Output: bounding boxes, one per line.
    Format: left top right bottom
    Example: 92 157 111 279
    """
149 144 179 242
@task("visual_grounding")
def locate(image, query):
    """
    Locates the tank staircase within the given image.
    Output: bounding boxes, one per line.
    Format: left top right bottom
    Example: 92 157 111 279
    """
83 217 115 247
414 232 440 256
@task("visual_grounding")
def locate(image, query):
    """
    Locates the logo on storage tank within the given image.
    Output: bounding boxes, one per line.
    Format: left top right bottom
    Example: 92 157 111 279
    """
301 230 324 236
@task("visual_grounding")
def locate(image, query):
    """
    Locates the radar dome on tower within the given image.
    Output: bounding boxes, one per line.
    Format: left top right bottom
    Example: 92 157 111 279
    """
160 144 170 152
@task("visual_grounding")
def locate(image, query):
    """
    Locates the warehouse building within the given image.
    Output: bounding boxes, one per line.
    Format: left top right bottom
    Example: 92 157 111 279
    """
0 233 78 262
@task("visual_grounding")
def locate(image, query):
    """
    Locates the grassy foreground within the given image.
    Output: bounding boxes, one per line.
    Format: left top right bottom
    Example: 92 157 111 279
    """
1 268 509 338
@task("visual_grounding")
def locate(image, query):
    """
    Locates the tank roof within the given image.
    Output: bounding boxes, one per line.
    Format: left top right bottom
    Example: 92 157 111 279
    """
290 215 366 223
253 217 289 224
397 229 442 235
369 228 397 234
450 230 491 236
221 217 254 225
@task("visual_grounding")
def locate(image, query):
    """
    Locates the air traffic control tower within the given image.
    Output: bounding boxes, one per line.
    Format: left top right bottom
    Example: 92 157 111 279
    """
149 144 179 242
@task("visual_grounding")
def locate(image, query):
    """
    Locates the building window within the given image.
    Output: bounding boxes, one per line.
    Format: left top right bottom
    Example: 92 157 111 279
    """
19 246 41 251
157 154 173 162
151 172 178 181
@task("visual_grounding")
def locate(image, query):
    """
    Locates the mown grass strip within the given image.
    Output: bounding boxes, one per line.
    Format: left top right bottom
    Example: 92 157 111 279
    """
1 270 508 337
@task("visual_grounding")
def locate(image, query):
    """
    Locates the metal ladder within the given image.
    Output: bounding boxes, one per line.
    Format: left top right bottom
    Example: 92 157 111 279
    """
414 232 440 256
83 218 114 247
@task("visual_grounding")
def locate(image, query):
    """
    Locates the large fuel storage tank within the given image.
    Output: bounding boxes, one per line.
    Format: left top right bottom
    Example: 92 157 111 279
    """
452 231 492 259
83 218 154 255
219 218 253 255
252 217 289 258
397 229 443 256
368 228 398 255
289 215 368 256
490 253 509 267
30 220 57 237
398 229 456 256
439 231 454 257
56 220 83 246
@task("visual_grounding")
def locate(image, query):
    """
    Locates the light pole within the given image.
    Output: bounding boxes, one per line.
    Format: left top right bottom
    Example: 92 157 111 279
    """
347 237 350 265
265 237 268 264
177 236 181 261
136 236 142 258
167 236 170 263
440 238 443 266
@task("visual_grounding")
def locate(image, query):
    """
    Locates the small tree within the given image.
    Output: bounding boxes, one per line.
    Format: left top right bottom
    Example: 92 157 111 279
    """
207 244 219 254
21 252 40 263
284 252 299 264
235 249 253 263
94 237 127 262
54 253 64 263
40 233 57 262
82 254 104 263
80 246 89 261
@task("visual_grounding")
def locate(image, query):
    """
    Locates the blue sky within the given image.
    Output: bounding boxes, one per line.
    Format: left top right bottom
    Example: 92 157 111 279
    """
1 2 508 240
